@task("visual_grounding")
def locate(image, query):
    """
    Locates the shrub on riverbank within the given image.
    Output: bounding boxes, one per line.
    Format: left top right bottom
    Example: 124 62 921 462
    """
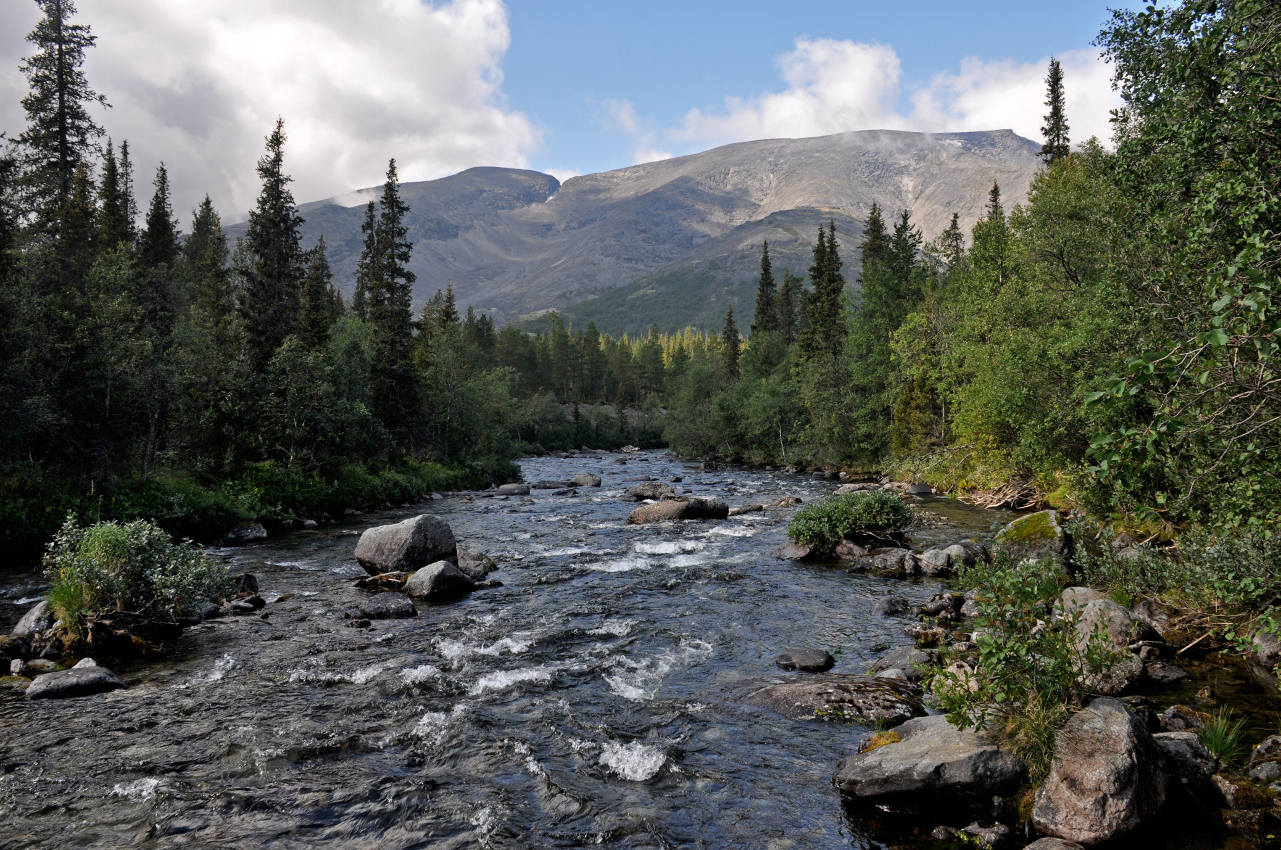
786 491 912 556
44 517 232 641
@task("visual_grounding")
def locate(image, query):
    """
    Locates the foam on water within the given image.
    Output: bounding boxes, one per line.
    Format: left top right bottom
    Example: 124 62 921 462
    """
110 778 162 800
587 555 649 573
634 539 706 556
603 637 713 701
468 665 556 695
541 546 593 557
599 740 666 781
288 659 398 685
587 618 635 637
436 633 536 663
704 526 757 538
205 653 238 682
669 553 710 568
399 664 443 685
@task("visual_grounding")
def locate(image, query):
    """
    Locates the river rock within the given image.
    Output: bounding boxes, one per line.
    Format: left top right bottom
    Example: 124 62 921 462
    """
354 514 457 576
404 561 477 600
495 483 530 496
222 523 267 546
1031 697 1167 845
456 546 497 580
873 595 910 618
569 473 602 487
1086 652 1145 696
623 481 676 501
1249 629 1281 691
25 663 126 700
867 646 938 683
773 542 812 560
834 714 1024 803
627 498 728 524
1054 586 1104 619
994 510 1072 563
1154 731 1222 808
11 600 53 637
530 480 572 489
835 482 880 494
917 547 955 577
1074 598 1157 651
775 648 835 672
1247 734 1281 783
1022 840 1084 850
834 539 868 560
728 503 765 516
353 592 417 620
849 548 919 578
905 482 933 496
1131 598 1173 633
748 674 926 725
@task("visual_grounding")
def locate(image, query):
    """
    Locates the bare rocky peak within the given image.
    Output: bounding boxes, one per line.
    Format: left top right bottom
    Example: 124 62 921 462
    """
252 129 1041 330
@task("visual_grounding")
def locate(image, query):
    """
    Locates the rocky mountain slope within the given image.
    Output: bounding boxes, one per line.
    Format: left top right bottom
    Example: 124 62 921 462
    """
232 129 1042 333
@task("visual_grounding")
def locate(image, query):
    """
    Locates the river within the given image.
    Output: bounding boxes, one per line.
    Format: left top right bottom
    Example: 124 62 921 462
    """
0 450 1244 849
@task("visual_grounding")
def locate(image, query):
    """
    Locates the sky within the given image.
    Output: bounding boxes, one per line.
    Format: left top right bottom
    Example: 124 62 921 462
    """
0 0 1142 224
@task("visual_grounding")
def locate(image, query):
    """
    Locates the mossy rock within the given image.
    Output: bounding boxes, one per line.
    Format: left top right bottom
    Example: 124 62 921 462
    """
995 510 1073 562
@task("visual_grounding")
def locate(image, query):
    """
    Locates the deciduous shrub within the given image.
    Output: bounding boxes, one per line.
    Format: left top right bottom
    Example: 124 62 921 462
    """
43 516 232 639
786 491 912 556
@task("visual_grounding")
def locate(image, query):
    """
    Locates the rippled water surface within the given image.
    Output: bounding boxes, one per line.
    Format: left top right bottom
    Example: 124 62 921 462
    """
0 452 1027 848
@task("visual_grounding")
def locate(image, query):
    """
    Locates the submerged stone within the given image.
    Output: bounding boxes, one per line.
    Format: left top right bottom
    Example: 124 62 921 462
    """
26 664 126 700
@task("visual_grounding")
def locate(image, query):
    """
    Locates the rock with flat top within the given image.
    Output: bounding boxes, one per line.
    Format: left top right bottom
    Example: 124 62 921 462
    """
627 498 727 524
26 664 125 700
570 474 602 487
623 481 676 501
750 674 925 726
774 648 835 672
404 561 477 600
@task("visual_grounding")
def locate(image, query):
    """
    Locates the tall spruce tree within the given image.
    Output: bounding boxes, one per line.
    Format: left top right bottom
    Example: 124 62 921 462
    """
937 212 965 268
136 164 181 474
18 0 107 226
750 240 777 337
801 221 845 356
300 235 340 349
721 305 740 379
1040 57 1071 164
777 270 802 345
351 200 377 321
240 119 305 370
97 139 133 249
366 158 418 443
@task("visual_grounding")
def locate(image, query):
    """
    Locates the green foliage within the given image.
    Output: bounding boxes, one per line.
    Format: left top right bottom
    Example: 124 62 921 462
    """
43 516 232 638
1199 707 1246 766
786 491 911 555
930 552 1122 781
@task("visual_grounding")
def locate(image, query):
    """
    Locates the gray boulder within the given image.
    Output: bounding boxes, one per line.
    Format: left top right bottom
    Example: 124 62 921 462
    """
354 514 457 576
994 509 1072 562
1154 731 1223 808
1085 653 1146 696
354 592 417 620
834 714 1024 802
1055 586 1105 620
1022 840 1084 850
404 561 477 600
26 664 126 700
774 648 836 673
749 674 926 726
495 483 530 496
456 546 497 581
530 479 572 489
835 482 880 494
773 542 813 561
627 498 728 524
222 523 268 545
1247 734 1281 783
1032 698 1167 845
623 481 676 501
867 646 938 683
569 473 602 487
1074 598 1156 651
11 600 53 637
918 547 955 577
873 596 911 618
850 548 919 578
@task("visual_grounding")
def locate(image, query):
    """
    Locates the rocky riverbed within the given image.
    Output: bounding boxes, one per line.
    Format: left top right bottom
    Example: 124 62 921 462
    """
0 450 1275 848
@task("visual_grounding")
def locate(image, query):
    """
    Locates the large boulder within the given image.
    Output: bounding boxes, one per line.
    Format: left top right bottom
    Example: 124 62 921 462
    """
772 542 813 561
774 648 836 672
495 483 529 496
849 548 919 578
1054 586 1105 619
26 663 126 700
834 714 1024 803
404 560 477 600
748 674 926 726
627 498 728 524
1153 731 1222 808
569 473 602 487
1032 698 1167 845
1074 598 1158 650
354 514 457 576
11 600 53 637
623 481 676 501
222 523 268 546
994 509 1072 562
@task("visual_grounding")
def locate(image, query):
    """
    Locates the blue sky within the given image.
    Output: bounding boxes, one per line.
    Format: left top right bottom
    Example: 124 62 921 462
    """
504 0 1132 177
0 0 1144 218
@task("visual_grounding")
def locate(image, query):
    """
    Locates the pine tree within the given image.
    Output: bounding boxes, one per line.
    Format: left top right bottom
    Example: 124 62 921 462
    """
367 158 417 443
136 163 181 474
750 240 777 337
721 305 740 379
1040 57 1070 164
300 236 339 349
240 119 305 370
18 0 107 226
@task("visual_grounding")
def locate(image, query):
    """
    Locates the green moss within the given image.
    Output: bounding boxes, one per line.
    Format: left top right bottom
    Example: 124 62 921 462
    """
858 730 901 753
995 510 1062 546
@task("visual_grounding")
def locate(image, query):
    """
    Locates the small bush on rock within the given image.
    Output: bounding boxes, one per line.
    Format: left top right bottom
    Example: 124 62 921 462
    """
786 491 911 556
44 516 232 639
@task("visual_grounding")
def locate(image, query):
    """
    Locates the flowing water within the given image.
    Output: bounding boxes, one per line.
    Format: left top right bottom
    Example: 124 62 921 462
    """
0 451 1263 849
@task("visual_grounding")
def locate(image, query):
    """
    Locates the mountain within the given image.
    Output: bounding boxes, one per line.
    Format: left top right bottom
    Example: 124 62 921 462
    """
229 129 1042 333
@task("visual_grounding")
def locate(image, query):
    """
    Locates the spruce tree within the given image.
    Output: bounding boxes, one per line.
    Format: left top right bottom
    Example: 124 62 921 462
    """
750 240 777 337
183 196 232 331
352 200 377 321
721 305 740 379
300 236 339 349
777 270 802 345
98 139 133 249
18 0 107 226
367 158 417 443
938 212 965 267
136 164 181 474
801 221 845 356
1040 57 1070 164
240 119 305 370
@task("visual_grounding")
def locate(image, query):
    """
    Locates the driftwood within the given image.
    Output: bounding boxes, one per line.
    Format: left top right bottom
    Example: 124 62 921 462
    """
957 477 1042 511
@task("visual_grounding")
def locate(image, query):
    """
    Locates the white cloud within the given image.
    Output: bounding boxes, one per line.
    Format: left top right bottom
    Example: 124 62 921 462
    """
646 38 1120 158
543 168 581 183
595 97 673 167
0 0 539 223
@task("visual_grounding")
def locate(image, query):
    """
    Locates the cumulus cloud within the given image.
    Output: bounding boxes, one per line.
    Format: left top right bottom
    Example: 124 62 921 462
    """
0 0 539 222
596 97 672 165
652 38 1120 157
